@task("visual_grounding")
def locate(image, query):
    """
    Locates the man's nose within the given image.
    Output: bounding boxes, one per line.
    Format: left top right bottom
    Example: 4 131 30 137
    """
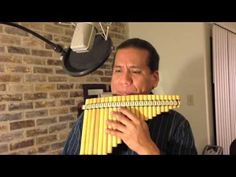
120 72 132 85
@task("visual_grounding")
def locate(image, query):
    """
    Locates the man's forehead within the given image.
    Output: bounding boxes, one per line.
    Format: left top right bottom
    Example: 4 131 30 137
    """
113 48 150 68
116 48 148 58
114 65 141 68
114 58 149 68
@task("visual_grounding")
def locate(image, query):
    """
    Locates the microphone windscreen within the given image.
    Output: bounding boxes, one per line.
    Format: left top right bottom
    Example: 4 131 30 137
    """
62 35 112 77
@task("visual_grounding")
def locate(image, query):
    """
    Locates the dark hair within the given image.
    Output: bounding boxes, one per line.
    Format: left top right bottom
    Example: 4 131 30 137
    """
113 38 160 72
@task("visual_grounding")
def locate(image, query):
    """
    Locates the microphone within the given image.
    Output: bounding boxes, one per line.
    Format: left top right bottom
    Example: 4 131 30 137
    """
0 22 113 77
70 23 96 53
61 22 113 77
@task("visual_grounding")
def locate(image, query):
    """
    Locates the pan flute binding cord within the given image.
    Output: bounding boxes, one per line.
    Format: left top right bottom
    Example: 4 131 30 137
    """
80 94 180 155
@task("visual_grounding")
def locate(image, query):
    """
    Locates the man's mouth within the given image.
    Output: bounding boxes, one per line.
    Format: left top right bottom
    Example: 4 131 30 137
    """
114 92 137 96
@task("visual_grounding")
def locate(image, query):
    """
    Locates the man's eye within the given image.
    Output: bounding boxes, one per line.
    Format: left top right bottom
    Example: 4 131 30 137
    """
114 69 121 73
132 70 141 74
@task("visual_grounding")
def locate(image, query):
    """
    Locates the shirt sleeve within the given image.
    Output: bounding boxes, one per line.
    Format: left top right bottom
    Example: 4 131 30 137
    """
62 113 84 155
168 119 198 155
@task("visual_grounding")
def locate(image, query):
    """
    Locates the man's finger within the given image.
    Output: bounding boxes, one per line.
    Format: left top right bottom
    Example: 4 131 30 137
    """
106 128 123 139
117 107 140 124
111 111 132 127
107 120 126 132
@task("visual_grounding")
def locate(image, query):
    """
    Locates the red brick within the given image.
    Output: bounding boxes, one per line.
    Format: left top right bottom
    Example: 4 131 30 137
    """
86 77 100 82
59 99 75 106
0 55 22 64
44 24 64 34
91 70 104 76
0 144 8 153
23 56 45 65
5 65 31 73
0 113 22 121
24 92 47 100
33 67 53 74
10 120 35 130
36 134 57 145
70 106 78 113
35 84 55 92
8 102 33 111
50 149 62 155
59 114 75 122
48 76 67 82
0 74 22 82
25 74 47 82
105 70 112 76
38 145 50 153
64 29 73 36
49 107 69 116
25 110 48 118
69 91 82 97
10 139 34 150
49 92 68 99
0 65 4 72
7 46 30 55
10 147 37 155
47 59 62 66
5 26 28 36
22 37 44 48
100 64 111 69
8 84 34 92
31 49 52 57
20 23 44 30
36 117 57 126
0 94 23 101
57 84 73 90
0 84 6 91
50 141 65 150
0 122 9 133
0 46 4 53
59 131 70 140
100 77 111 82
35 100 56 108
26 128 48 137
0 131 24 143
49 123 67 133
0 34 21 45
0 104 6 111
54 35 71 43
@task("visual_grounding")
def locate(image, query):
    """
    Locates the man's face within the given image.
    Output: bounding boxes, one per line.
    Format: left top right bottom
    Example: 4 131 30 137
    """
111 47 159 96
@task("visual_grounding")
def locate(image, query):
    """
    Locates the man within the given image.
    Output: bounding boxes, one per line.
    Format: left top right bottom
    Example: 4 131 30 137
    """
63 38 197 155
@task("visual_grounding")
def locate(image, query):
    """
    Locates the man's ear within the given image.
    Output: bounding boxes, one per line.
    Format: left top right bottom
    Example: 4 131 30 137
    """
151 71 159 88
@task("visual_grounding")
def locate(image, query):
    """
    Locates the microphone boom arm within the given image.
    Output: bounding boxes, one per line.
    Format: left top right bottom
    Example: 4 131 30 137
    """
0 22 66 54
0 22 113 77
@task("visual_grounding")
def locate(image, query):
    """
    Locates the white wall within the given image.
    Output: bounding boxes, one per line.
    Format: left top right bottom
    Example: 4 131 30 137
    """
128 23 214 154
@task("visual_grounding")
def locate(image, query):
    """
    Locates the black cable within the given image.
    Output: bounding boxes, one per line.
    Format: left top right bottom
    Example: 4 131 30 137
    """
0 22 66 54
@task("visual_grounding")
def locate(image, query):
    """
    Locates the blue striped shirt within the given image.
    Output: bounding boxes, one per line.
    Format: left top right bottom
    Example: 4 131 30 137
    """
63 110 197 155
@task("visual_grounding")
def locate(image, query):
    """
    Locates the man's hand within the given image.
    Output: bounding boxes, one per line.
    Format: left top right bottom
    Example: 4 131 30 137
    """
106 107 160 155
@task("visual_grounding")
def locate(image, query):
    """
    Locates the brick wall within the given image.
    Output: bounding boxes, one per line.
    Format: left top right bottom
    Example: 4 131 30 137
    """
0 22 128 154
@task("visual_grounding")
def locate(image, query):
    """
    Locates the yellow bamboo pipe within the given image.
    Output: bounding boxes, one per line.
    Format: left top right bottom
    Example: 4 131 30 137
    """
102 97 109 154
80 99 89 155
107 96 113 154
93 97 101 154
97 97 105 154
80 94 180 155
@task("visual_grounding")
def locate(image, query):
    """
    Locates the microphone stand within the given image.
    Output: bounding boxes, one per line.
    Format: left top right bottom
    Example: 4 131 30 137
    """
0 22 113 77
0 22 66 54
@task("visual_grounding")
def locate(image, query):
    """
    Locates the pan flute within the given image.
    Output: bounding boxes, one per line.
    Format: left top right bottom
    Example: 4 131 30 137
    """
80 94 180 155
